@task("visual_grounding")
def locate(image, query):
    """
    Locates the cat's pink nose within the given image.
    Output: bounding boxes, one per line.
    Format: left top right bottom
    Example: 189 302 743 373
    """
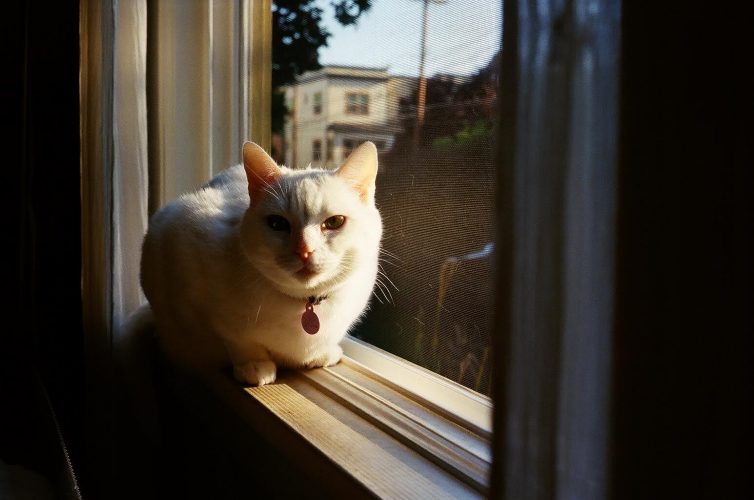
295 234 313 263
297 248 312 263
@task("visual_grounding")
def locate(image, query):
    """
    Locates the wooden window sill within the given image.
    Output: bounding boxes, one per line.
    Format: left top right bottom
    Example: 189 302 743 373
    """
162 342 490 498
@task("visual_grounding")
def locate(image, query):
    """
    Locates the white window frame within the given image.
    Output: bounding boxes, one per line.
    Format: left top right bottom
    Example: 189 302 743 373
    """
342 337 492 434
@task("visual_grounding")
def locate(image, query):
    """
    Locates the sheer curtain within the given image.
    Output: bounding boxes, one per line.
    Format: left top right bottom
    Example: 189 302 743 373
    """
80 0 148 343
112 0 149 330
82 0 269 341
81 1 269 495
492 0 620 498
80 1 149 495
148 0 269 209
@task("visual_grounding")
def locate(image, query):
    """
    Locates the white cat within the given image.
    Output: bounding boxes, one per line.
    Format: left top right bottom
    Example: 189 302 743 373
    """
140 141 382 386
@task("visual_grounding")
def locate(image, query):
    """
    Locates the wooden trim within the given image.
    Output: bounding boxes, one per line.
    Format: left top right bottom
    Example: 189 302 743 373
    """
146 0 163 214
303 364 490 492
342 337 493 434
169 361 486 498
490 0 515 496
247 383 469 499
80 0 114 361
79 0 115 495
249 0 271 150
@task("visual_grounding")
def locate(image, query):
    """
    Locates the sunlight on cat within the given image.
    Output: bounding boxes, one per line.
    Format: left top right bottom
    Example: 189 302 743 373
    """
140 142 382 386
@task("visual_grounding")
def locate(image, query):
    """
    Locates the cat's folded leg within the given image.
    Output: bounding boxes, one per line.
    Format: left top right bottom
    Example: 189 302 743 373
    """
305 344 343 369
233 360 277 386
224 340 277 386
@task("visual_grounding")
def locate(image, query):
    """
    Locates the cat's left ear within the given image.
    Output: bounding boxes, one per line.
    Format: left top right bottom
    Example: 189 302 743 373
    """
336 141 378 203
243 142 281 205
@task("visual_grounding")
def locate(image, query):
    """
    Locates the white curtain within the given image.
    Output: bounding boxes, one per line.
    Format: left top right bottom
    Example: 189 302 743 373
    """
106 0 261 334
82 0 268 341
112 0 149 331
500 0 620 499
148 0 257 207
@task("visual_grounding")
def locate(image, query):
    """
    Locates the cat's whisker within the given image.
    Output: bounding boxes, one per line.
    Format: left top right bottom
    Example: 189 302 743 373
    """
271 178 287 202
371 291 385 304
268 183 281 202
378 270 399 291
378 253 399 261
377 266 393 279
379 248 401 260
378 256 400 267
379 248 398 257
263 185 282 202
374 277 394 304
380 283 395 304
262 188 279 202
379 285 394 305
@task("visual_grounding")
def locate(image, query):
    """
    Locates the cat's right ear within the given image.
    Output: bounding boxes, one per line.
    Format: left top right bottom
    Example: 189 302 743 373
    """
243 142 281 205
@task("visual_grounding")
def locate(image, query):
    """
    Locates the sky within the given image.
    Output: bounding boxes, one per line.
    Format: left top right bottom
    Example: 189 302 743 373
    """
315 0 502 78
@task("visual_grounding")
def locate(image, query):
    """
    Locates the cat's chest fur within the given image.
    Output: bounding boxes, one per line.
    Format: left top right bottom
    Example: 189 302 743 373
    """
210 266 373 366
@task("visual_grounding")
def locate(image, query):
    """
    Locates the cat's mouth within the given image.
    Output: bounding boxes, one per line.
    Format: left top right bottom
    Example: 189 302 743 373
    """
295 266 320 280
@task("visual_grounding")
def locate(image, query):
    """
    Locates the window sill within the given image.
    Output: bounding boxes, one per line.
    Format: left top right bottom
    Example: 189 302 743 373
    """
163 339 490 498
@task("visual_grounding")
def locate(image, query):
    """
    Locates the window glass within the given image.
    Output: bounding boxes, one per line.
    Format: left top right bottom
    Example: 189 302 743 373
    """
342 138 355 159
346 92 369 115
313 92 322 114
276 0 501 396
326 136 334 163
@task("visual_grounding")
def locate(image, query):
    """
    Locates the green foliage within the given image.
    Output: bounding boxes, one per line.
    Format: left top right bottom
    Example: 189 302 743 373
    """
432 120 493 150
389 50 501 153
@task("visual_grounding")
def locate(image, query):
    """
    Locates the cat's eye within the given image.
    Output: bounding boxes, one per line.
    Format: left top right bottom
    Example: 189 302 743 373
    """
322 215 346 230
266 215 291 232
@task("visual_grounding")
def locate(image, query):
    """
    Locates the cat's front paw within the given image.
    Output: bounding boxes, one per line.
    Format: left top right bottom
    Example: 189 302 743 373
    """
305 345 343 369
233 360 277 386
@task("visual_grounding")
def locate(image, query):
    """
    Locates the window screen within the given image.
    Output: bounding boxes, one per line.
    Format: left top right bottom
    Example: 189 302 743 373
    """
278 0 501 396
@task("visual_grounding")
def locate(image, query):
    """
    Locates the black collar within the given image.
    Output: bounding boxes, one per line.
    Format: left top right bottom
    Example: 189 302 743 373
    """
307 295 328 305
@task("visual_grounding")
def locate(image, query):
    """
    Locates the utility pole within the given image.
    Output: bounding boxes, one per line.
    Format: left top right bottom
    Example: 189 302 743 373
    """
412 0 446 150
292 86 299 168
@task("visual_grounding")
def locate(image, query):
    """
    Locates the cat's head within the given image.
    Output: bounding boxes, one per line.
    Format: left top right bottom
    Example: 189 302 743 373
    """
239 142 382 298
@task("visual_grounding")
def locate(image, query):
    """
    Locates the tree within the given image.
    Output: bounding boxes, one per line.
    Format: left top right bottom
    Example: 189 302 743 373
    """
388 50 501 155
272 1 372 135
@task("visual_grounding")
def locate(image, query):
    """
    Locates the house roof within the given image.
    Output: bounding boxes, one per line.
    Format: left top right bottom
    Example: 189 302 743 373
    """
295 65 390 84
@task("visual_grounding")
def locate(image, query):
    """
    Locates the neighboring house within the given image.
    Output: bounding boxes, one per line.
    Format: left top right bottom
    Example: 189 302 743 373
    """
282 66 415 169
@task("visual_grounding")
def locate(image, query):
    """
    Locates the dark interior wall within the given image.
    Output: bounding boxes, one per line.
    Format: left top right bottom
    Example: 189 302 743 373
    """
614 2 753 498
4 0 84 492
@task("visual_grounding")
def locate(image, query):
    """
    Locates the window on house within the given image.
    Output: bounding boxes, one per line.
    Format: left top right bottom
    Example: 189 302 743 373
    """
342 138 354 159
313 92 322 115
345 92 369 115
326 137 333 162
312 139 322 161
